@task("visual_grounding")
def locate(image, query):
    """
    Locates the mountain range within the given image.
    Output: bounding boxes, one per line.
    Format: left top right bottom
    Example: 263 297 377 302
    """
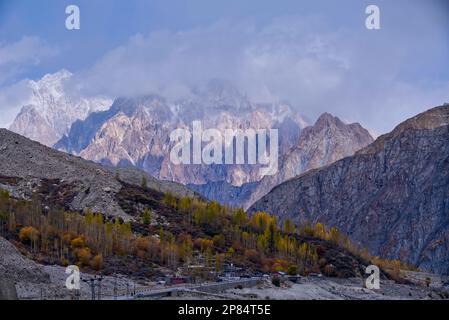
190 113 373 209
0 127 387 300
9 70 112 146
4 70 449 276
8 71 373 209
249 104 449 274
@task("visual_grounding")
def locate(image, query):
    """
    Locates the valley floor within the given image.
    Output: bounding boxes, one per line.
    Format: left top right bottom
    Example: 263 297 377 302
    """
2 236 449 301
222 277 448 300
164 277 449 300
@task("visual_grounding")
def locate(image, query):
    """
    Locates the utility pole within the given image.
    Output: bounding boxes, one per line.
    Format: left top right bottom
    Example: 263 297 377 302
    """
82 275 104 300
75 289 80 300
82 278 95 300
113 277 118 300
97 275 103 300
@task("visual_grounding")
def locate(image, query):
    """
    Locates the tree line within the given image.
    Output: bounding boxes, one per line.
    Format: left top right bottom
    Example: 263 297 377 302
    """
0 188 414 278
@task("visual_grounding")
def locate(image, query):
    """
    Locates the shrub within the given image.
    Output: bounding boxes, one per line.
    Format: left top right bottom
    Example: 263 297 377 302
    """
60 258 69 267
245 249 262 265
91 254 104 271
19 226 39 243
75 247 92 266
271 276 281 287
71 237 85 249
62 232 76 245
135 236 151 252
142 208 152 225
163 192 177 208
272 259 289 273
287 265 298 276
212 234 225 249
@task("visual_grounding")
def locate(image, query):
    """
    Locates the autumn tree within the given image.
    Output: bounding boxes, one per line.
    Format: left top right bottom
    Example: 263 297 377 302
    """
283 218 295 234
19 226 40 251
212 234 225 249
91 254 104 271
328 226 341 245
163 192 177 208
75 247 92 266
314 222 326 239
142 208 152 225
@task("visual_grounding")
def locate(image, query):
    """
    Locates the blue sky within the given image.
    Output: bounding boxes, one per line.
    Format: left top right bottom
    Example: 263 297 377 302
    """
1 0 449 134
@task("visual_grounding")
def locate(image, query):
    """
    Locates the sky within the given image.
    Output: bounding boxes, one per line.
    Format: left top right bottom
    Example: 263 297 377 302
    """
0 0 449 135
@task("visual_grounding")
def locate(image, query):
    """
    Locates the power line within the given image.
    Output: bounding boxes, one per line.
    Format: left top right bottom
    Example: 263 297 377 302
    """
81 274 104 300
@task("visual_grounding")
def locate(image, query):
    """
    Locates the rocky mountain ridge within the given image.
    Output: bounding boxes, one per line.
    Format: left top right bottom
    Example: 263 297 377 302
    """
9 70 112 146
7 71 373 210
55 90 308 187
0 128 196 220
190 113 373 209
249 104 449 275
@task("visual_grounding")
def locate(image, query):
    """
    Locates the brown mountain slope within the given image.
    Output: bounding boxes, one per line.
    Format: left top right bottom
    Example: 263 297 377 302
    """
249 104 449 275
0 129 196 220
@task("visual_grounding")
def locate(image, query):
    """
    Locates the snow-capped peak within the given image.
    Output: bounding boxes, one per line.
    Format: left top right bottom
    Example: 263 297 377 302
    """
9 70 113 146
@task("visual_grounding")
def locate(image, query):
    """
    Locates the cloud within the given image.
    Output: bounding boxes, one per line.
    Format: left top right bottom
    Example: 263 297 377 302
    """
0 2 447 134
0 36 58 85
66 13 449 134
68 17 351 110
0 80 33 128
0 36 59 127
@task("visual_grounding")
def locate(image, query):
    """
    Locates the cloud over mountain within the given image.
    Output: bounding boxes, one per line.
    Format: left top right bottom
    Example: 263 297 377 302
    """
0 36 58 85
65 15 449 134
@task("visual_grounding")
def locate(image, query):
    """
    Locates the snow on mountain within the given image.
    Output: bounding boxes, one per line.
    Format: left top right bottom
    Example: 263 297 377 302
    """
7 74 373 210
56 81 309 187
9 70 112 146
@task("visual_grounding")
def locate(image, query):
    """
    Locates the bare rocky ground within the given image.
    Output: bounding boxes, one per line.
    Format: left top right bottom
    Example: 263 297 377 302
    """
169 277 449 300
224 277 449 300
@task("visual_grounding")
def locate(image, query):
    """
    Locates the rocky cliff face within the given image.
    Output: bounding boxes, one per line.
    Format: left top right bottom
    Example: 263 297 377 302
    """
9 70 112 146
8 72 373 209
249 105 449 275
242 113 373 209
190 113 373 209
0 129 196 220
188 181 259 208
55 83 308 187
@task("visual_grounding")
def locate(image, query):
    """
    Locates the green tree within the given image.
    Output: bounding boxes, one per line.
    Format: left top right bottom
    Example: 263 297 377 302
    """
163 192 177 208
212 234 225 249
142 208 152 225
288 265 298 276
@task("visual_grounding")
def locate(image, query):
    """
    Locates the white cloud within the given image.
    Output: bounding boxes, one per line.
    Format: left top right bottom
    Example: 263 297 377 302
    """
0 36 58 85
69 18 347 101
0 36 59 127
0 80 33 128
65 16 449 134
1 13 448 134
